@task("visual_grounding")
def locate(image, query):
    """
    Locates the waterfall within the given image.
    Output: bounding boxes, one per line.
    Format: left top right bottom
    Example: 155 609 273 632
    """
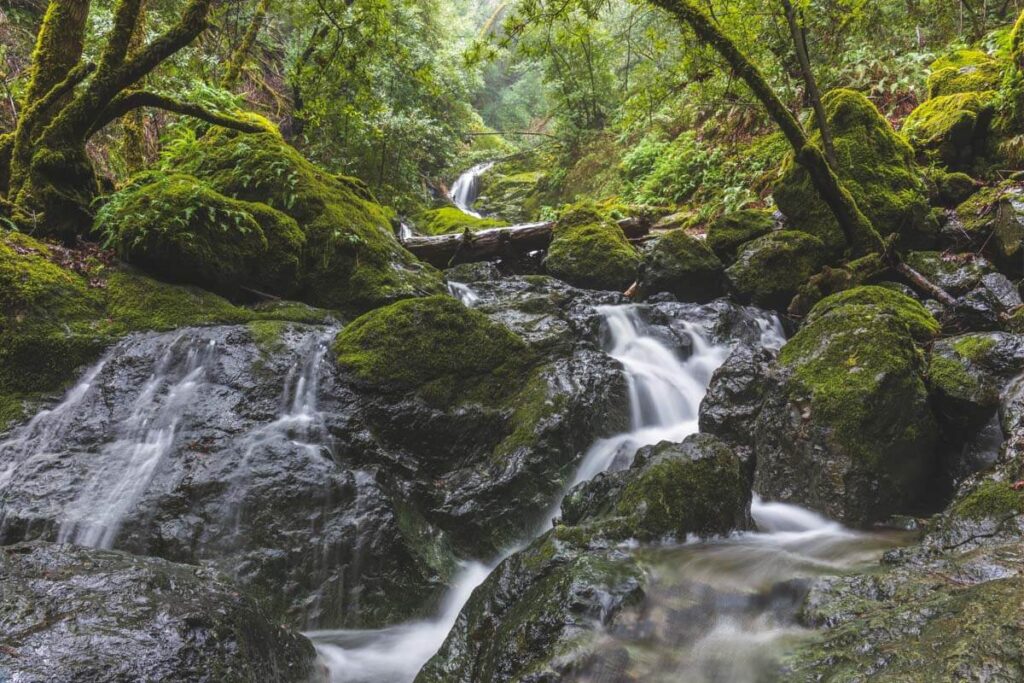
308 304 737 682
450 162 494 218
446 281 479 306
57 335 218 549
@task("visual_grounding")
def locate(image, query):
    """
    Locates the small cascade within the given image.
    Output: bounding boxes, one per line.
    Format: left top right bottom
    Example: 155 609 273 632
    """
450 161 494 218
310 303 743 682
446 281 479 306
57 336 218 549
397 222 414 241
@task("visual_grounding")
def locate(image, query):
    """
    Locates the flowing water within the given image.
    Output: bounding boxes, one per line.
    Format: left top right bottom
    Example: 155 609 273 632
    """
305 303 848 683
449 161 495 218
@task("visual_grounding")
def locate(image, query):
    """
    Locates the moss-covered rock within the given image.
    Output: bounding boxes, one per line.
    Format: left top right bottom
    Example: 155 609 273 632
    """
955 181 1024 269
902 91 998 169
927 49 1004 99
805 284 940 342
476 170 546 224
753 287 938 526
641 230 723 303
705 209 775 262
921 166 979 206
333 294 535 408
97 173 305 297
415 207 508 236
544 206 640 291
725 231 827 310
103 130 443 313
774 89 936 255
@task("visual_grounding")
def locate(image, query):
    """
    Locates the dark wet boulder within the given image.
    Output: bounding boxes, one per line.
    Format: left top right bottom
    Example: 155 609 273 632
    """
955 181 1024 273
953 272 1023 331
705 209 774 263
699 346 777 482
641 229 725 303
0 542 316 683
904 250 994 296
774 89 936 255
544 205 641 291
415 528 645 683
725 231 828 310
753 287 939 526
929 332 1024 433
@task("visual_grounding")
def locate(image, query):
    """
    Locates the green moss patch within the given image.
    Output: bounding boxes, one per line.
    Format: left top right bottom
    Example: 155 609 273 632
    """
415 207 508 236
952 480 1024 520
806 285 939 342
774 89 936 255
641 229 723 302
725 230 827 310
706 209 774 262
333 294 535 408
927 49 1004 99
902 91 997 168
545 207 640 291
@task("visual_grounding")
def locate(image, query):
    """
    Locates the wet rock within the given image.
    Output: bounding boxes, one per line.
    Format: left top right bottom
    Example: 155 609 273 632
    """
641 229 725 303
955 181 1024 274
904 250 994 296
753 287 939 526
415 528 645 683
705 209 775 263
0 542 316 682
725 231 828 310
951 272 1023 331
699 346 777 482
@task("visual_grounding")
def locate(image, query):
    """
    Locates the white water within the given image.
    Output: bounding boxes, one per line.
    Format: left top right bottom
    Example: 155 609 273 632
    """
450 162 494 218
310 304 741 682
58 336 218 549
446 281 479 306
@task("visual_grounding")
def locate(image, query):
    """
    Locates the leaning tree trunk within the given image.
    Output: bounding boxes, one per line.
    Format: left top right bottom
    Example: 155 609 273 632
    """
781 0 837 168
223 0 272 90
647 0 884 257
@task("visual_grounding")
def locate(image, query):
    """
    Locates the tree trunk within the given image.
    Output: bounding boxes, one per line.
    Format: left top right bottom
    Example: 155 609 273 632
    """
404 218 650 269
22 0 91 109
646 0 883 257
781 0 837 167
223 0 272 89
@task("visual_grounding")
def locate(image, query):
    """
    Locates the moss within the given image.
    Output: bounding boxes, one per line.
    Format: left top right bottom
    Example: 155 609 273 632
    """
615 436 746 540
927 50 1004 99
476 170 547 223
705 209 774 262
805 285 939 342
641 229 723 302
774 89 936 255
104 271 252 332
545 209 640 291
415 207 508 236
162 129 443 313
779 294 934 470
952 334 998 361
952 480 1024 520
928 353 988 402
493 369 566 459
247 320 291 356
725 230 827 309
902 91 997 168
921 166 979 206
333 294 534 408
956 181 1024 263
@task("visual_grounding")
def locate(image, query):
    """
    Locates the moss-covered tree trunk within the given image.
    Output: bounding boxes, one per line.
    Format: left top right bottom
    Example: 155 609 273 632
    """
223 0 272 90
0 0 264 240
646 0 884 257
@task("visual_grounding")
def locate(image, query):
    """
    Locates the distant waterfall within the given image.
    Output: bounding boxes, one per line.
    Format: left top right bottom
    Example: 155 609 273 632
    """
449 162 494 218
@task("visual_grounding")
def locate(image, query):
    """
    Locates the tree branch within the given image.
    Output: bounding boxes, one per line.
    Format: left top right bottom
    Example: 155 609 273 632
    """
90 90 264 137
113 0 213 92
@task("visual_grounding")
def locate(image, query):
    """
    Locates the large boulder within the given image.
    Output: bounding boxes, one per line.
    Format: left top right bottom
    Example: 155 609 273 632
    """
705 209 775 262
98 128 443 313
955 181 1024 273
902 91 997 169
641 229 724 303
415 207 508 235
0 542 316 682
774 89 936 256
725 231 828 310
753 287 940 526
926 49 1004 99
544 206 641 291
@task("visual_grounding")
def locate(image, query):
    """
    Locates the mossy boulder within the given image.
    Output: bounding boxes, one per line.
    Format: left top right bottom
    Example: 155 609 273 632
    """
705 209 775 262
921 166 979 206
102 130 443 313
415 207 508 236
955 181 1024 269
753 287 939 526
927 49 1004 99
641 230 724 303
476 170 546 223
544 206 640 291
97 173 305 297
416 528 644 683
905 251 994 297
902 91 997 169
333 294 535 409
774 89 936 256
725 231 827 310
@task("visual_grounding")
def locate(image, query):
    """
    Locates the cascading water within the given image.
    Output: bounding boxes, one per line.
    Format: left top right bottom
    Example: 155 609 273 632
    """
57 335 218 549
449 161 494 218
446 281 479 306
308 304 741 682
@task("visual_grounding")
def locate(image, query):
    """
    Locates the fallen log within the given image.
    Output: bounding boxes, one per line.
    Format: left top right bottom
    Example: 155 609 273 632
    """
403 217 650 269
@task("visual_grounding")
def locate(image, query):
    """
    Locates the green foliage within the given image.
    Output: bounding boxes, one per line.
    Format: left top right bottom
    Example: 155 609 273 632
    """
622 131 722 206
333 294 535 408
